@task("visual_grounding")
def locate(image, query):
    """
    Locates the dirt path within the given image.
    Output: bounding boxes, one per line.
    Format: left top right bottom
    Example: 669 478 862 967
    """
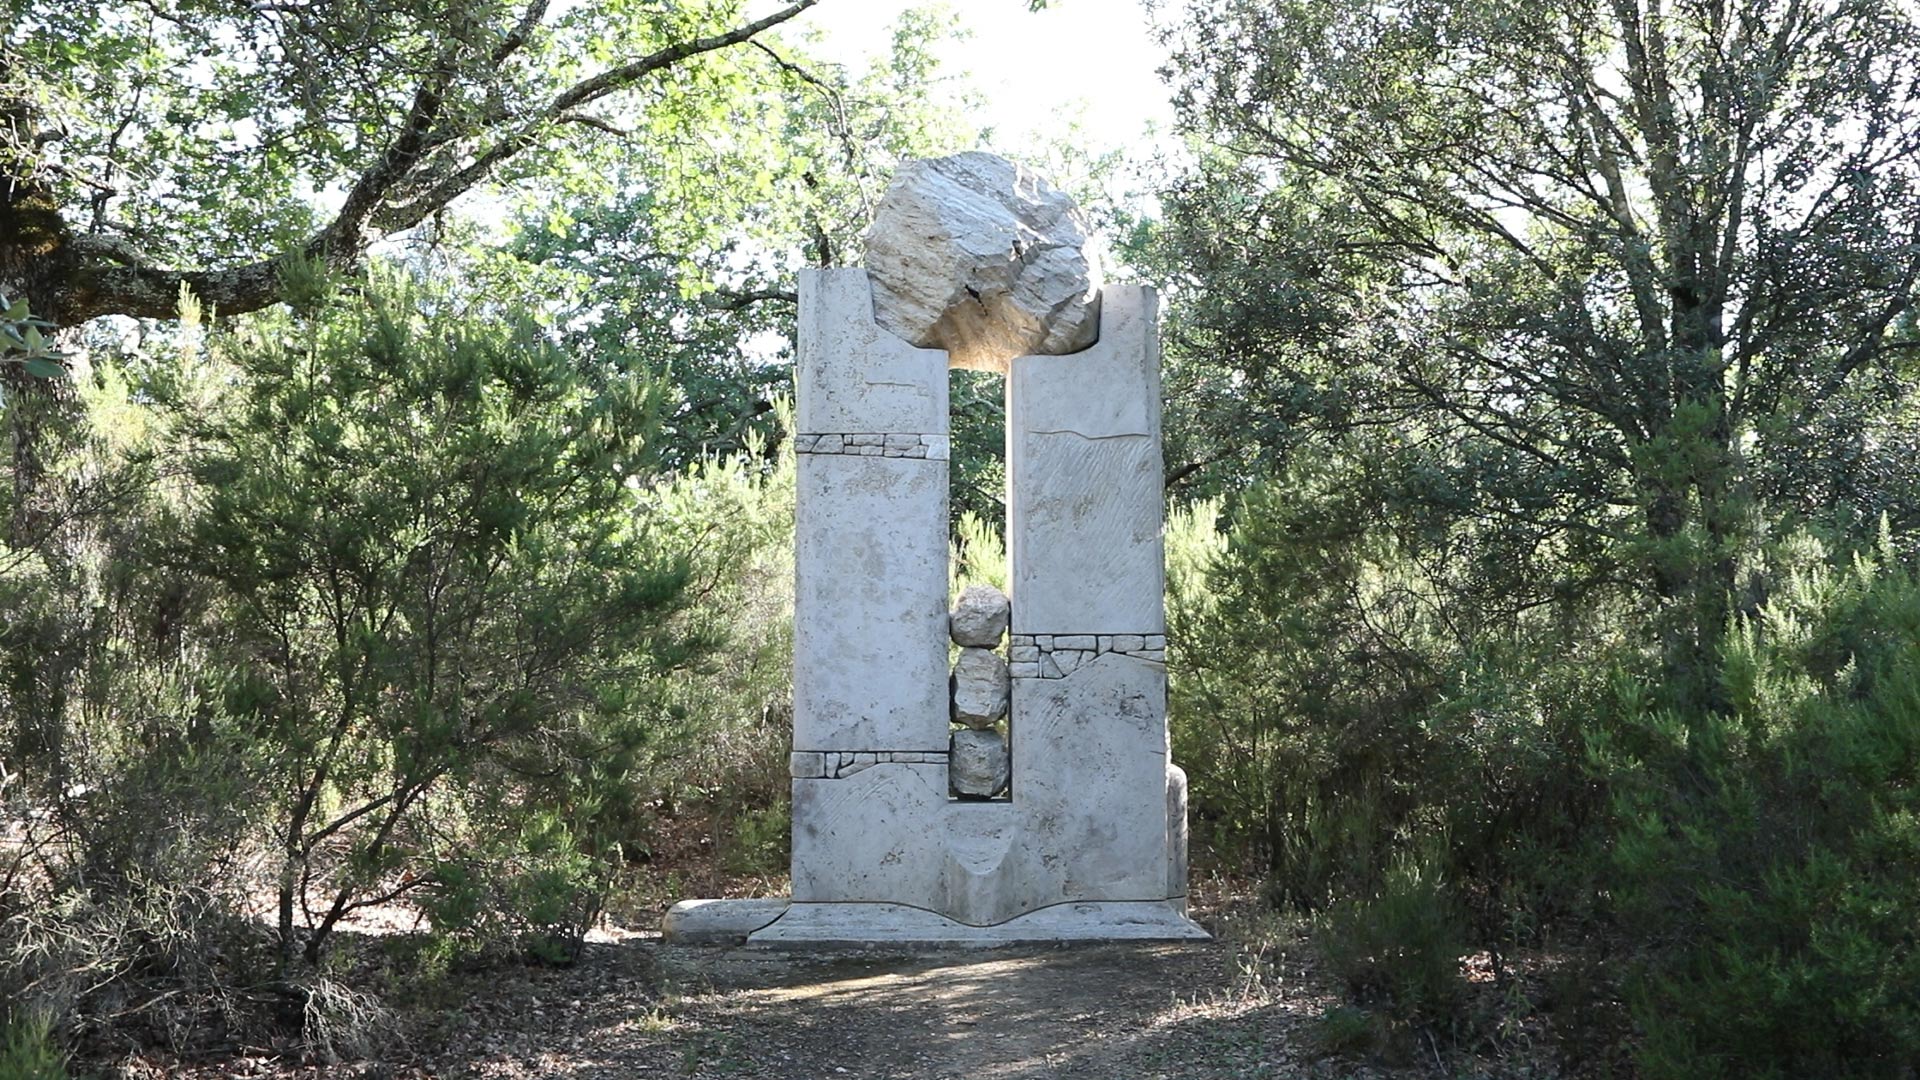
396 936 1410 1080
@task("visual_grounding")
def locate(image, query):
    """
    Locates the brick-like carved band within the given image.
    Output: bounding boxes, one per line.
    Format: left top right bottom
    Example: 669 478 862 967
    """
795 433 951 460
791 750 952 779
1007 634 1167 679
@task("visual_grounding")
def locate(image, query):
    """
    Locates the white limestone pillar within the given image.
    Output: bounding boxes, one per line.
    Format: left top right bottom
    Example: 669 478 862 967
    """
789 268 952 907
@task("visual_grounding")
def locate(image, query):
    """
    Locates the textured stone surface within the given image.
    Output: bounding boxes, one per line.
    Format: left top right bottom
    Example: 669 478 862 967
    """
1009 286 1166 636
951 647 1011 728
662 898 791 945
1167 763 1190 906
792 763 951 905
793 452 949 753
748 900 1207 947
949 583 1012 647
796 269 949 435
950 729 1011 798
1011 651 1172 905
866 152 1101 373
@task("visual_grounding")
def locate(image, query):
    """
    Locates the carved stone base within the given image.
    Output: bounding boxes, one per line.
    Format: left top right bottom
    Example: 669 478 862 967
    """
658 899 1209 948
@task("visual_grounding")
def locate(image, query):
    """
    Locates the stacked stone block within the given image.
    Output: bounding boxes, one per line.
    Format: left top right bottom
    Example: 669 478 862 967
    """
948 584 1013 798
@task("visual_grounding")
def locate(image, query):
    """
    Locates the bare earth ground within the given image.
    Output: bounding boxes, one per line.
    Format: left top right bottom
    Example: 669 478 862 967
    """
81 825 1575 1080
119 932 1397 1080
95 898 1576 1080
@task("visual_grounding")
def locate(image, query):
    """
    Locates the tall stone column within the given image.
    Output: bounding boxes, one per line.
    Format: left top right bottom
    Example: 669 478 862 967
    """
1003 284 1175 911
787 268 955 907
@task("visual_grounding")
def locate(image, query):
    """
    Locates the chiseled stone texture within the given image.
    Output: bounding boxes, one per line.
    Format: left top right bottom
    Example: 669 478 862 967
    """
866 152 1102 373
796 268 949 436
792 763 951 906
1010 651 1172 906
796 432 949 460
949 583 1011 647
950 728 1011 798
793 451 949 753
1008 286 1166 637
747 900 1207 946
951 647 1010 728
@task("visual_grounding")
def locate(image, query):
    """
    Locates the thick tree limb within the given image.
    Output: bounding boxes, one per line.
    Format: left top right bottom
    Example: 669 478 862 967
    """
48 0 821 325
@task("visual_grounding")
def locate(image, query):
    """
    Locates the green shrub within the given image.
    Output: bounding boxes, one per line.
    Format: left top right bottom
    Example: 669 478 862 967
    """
1592 542 1920 1078
1315 847 1466 1024
182 270 701 963
0 1014 67 1080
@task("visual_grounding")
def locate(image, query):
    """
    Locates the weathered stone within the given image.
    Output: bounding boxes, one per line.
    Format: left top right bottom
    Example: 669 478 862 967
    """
1011 651 1172 905
663 898 790 945
1167 763 1190 904
950 728 1012 798
748 900 1207 946
1008 287 1166 638
866 152 1102 373
949 583 1012 647
792 764 950 904
797 270 947 437
794 451 949 753
952 647 1011 728
672 251 1208 947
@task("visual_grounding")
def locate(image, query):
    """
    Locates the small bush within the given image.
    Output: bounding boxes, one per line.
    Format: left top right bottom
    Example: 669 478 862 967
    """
1315 848 1467 1024
0 1014 67 1080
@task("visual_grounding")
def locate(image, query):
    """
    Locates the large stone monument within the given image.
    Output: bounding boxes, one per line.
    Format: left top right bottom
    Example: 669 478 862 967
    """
663 153 1205 946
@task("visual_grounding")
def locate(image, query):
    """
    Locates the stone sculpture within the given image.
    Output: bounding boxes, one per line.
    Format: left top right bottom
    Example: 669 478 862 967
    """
664 153 1204 945
866 152 1102 373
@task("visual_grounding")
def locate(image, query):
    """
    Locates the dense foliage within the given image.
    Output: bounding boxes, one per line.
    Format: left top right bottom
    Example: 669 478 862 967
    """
5 0 1920 1074
1153 0 1920 1073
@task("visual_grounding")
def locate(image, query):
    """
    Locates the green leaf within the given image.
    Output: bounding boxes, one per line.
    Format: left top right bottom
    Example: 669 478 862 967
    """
23 357 67 378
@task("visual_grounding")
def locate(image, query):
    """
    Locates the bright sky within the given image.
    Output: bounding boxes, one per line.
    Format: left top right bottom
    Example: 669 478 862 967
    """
757 0 1180 161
